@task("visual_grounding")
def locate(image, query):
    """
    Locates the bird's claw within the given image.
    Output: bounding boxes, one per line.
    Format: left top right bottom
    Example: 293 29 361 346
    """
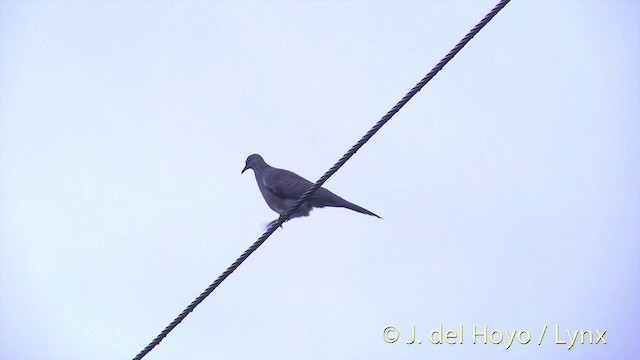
268 218 284 229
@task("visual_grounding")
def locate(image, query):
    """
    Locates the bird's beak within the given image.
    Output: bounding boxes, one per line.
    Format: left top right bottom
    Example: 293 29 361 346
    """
241 165 248 174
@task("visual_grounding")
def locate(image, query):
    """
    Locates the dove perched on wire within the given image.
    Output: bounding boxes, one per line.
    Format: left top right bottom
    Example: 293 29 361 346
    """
242 154 381 225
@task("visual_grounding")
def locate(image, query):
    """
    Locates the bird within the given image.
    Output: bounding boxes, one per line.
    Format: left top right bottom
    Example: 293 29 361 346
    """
242 154 381 226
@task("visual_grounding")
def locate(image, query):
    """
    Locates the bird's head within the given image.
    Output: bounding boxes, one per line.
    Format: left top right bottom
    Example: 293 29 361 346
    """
242 154 265 174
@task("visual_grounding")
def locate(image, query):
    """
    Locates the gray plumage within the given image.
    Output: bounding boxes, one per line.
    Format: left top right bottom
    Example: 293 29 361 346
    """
242 154 381 223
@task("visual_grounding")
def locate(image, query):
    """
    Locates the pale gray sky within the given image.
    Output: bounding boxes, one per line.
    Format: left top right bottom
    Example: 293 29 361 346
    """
1 1 639 359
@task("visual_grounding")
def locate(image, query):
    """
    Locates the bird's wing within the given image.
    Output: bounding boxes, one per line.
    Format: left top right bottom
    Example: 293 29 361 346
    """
263 168 342 205
262 168 314 200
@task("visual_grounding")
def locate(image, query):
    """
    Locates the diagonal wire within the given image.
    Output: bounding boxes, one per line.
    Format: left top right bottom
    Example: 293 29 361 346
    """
133 1 510 358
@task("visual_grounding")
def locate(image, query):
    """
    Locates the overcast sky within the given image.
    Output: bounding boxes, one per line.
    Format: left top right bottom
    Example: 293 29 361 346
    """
1 1 639 359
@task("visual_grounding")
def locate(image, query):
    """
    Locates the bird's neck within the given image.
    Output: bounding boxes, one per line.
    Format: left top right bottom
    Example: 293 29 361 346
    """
254 164 268 175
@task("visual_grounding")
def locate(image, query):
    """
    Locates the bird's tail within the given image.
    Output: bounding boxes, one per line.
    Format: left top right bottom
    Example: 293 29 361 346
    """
308 189 381 219
337 200 382 219
311 194 382 219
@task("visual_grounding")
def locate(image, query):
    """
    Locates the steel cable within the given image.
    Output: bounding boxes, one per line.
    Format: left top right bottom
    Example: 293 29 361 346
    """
133 1 510 358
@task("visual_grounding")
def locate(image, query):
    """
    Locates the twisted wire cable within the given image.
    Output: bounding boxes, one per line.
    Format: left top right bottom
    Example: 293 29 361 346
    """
134 1 510 358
